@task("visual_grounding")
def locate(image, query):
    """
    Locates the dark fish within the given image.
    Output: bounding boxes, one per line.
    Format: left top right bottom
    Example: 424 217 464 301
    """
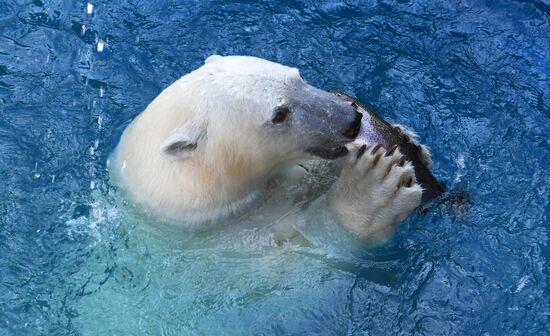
334 93 445 202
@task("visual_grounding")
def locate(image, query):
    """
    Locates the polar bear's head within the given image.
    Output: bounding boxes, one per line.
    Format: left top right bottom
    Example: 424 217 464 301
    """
114 55 362 220
160 56 361 165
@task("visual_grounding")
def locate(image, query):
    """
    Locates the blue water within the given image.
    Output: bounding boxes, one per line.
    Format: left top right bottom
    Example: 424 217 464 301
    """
1 0 549 334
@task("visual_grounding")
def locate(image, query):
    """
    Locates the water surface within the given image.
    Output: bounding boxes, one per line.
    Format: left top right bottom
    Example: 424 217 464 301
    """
1 0 549 334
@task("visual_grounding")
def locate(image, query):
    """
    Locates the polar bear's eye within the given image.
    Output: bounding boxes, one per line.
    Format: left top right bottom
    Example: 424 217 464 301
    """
272 106 290 124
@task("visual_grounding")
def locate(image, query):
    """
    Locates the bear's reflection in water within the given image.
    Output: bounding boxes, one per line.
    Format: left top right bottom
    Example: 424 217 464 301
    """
71 159 407 334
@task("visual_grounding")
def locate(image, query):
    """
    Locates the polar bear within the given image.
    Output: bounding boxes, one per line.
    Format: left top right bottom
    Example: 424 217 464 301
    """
109 55 423 242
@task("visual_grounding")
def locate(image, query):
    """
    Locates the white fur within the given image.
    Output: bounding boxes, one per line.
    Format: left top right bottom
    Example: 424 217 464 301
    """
110 55 423 242
328 144 422 242
110 56 312 223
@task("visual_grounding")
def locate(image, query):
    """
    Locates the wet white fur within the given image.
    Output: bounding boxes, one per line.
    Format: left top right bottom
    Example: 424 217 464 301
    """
110 55 423 241
110 56 316 223
329 144 423 242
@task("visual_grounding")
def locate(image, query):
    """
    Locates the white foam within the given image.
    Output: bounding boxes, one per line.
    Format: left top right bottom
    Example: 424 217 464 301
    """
454 153 466 183
97 39 104 53
514 275 529 293
66 198 120 245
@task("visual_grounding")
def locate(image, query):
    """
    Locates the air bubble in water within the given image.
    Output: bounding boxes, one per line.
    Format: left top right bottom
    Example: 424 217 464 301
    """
87 3 94 14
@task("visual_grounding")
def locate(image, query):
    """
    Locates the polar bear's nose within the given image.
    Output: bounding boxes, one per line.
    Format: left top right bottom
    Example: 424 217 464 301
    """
342 111 363 139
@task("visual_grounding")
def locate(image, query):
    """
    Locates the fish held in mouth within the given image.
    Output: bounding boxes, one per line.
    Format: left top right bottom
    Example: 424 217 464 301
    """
334 92 445 202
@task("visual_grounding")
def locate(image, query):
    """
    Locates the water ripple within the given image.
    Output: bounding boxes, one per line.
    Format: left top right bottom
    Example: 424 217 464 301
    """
0 0 548 335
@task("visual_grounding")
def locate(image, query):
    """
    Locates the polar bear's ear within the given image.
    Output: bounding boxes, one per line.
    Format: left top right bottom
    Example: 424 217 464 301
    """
205 55 222 64
160 127 206 160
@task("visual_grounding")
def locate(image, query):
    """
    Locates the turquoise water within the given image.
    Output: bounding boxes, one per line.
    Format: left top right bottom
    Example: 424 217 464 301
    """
1 0 549 334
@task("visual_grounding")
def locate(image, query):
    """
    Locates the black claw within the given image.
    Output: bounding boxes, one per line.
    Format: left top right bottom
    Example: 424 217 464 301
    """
405 177 413 188
394 126 402 133
385 144 398 157
297 164 310 173
398 157 406 167
372 154 381 166
356 144 367 159
371 144 383 155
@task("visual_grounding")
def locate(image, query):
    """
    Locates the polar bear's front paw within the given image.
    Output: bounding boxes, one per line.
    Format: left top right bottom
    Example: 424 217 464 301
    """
328 144 423 242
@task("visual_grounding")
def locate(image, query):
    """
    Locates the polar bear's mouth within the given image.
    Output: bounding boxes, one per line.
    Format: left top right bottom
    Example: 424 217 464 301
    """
305 108 361 160
307 146 349 160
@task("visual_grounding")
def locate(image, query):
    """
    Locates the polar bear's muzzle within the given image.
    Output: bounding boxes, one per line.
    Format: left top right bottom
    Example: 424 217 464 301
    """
296 86 362 160
305 110 362 159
